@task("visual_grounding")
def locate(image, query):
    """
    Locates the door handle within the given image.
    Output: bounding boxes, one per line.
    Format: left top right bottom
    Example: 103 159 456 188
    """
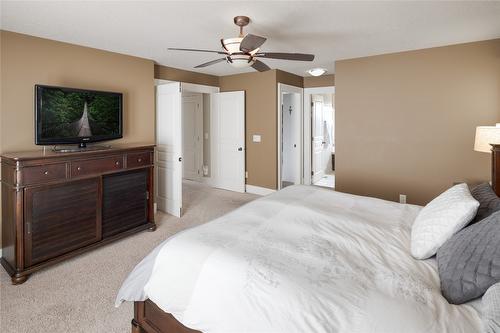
238 147 243 151
178 157 182 162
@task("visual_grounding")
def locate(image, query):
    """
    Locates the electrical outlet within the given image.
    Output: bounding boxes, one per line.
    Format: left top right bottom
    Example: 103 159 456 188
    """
399 194 407 204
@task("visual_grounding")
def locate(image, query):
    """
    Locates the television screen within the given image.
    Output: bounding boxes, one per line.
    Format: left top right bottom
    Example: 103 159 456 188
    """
35 85 123 145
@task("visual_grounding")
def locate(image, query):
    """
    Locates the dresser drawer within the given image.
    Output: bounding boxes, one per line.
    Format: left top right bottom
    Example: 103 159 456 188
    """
22 163 67 185
127 152 151 169
71 155 124 177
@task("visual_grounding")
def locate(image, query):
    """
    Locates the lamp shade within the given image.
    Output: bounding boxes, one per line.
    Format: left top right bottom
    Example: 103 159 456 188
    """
474 124 500 153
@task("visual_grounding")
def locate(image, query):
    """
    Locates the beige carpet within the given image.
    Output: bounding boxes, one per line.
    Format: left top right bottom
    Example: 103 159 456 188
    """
0 180 258 333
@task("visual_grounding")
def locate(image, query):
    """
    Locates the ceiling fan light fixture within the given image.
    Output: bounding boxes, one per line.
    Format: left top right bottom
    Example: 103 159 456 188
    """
228 54 255 68
307 68 327 77
222 36 258 68
169 16 315 73
222 37 243 54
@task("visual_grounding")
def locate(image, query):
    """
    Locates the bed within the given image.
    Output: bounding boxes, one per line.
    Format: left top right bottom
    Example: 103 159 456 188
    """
116 185 484 333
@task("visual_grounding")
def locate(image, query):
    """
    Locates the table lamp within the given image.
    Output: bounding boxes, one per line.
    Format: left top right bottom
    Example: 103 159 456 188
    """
474 123 500 195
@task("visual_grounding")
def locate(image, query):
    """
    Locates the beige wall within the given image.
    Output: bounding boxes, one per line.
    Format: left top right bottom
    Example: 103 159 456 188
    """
304 74 335 88
276 69 304 88
0 30 156 247
335 39 500 205
0 31 155 153
155 64 219 87
218 69 304 190
219 70 278 189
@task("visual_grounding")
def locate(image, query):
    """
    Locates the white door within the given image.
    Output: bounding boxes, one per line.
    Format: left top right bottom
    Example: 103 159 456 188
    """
182 94 203 181
211 91 245 192
156 82 183 217
312 95 325 183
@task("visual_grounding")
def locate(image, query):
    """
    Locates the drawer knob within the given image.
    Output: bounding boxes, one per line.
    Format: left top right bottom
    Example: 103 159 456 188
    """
77 167 81 171
115 161 120 166
137 158 142 162
44 171 49 175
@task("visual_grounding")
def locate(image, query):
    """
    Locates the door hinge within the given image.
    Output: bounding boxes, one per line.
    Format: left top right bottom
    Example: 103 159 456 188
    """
146 191 150 200
26 222 31 235
311 171 314 176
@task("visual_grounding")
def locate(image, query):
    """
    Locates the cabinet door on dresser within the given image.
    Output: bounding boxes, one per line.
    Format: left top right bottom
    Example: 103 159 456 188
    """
102 169 149 238
24 178 101 267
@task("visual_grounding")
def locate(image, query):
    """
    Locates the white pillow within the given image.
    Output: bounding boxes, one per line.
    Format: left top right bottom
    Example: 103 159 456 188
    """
410 183 479 259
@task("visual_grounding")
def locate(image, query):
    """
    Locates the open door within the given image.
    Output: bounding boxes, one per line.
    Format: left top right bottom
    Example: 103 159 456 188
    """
311 95 325 183
211 91 245 193
156 82 183 217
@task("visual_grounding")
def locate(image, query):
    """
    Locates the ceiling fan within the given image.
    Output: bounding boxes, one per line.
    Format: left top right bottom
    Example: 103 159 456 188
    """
168 16 315 72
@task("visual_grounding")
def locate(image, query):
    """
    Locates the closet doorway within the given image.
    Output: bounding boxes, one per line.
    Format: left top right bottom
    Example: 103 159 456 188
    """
278 83 303 190
303 86 335 189
155 81 245 217
311 93 335 188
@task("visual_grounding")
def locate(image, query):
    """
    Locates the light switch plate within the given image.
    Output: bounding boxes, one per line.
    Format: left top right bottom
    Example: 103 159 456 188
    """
252 135 261 143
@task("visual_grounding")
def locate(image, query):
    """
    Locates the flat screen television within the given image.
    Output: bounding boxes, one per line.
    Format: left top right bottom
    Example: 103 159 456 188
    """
35 85 123 147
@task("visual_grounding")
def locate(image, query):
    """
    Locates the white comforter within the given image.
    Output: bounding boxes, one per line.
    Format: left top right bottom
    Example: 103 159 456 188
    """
116 185 482 333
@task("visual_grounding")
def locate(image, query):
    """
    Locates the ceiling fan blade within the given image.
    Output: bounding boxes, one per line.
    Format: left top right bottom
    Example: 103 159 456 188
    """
251 59 271 72
240 34 267 52
194 58 227 68
255 52 315 61
168 47 227 55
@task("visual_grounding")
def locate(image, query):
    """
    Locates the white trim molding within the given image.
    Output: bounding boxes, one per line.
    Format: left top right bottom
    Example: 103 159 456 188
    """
303 86 335 185
246 185 276 196
277 83 304 190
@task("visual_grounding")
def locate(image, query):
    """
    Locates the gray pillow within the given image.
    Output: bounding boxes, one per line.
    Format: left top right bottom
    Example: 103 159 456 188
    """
470 183 500 223
437 210 500 304
483 282 500 333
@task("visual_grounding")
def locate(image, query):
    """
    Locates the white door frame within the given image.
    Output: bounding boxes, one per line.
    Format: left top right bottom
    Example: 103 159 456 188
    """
181 83 219 186
277 83 303 190
303 86 335 185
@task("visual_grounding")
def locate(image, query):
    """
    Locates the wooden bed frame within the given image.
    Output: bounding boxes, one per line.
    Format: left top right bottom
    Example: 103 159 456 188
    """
132 300 200 333
131 144 500 333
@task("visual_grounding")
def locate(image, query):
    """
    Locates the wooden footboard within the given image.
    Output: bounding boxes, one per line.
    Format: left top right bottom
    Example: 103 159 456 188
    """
132 300 201 333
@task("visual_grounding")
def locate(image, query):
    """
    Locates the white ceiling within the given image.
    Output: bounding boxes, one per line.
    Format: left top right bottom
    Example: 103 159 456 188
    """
2 1 500 77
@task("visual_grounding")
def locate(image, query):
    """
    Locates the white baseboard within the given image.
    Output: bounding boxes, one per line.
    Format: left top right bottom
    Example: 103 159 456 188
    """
245 185 276 196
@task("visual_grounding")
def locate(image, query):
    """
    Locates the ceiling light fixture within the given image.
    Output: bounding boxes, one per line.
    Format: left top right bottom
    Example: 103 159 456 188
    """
307 68 327 77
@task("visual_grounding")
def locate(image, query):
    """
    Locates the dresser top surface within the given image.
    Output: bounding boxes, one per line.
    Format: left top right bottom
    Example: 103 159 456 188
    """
1 143 155 162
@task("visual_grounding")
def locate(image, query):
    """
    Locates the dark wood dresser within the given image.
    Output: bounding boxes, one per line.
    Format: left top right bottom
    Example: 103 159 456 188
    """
1 144 156 284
